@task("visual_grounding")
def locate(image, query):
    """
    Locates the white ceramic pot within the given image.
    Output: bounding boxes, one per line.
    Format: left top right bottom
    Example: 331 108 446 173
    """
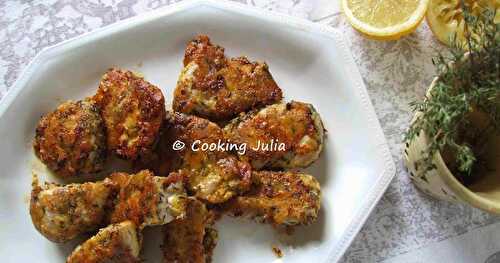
404 78 500 214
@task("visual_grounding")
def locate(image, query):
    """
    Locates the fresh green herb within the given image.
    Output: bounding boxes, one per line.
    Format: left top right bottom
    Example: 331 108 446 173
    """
405 7 499 179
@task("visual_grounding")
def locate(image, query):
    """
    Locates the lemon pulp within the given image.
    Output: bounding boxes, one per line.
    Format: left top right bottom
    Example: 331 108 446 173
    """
347 0 420 28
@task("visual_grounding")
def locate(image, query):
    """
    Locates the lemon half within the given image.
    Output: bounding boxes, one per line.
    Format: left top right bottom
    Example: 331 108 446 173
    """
342 0 430 40
427 0 500 46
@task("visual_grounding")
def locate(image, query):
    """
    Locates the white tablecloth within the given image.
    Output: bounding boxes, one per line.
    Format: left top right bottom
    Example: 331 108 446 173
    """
1 0 499 262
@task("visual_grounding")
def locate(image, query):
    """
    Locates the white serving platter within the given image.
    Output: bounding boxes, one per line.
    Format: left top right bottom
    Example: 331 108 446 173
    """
0 1 395 262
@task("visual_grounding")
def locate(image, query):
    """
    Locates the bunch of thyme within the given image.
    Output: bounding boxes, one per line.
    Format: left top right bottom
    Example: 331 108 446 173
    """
405 7 499 179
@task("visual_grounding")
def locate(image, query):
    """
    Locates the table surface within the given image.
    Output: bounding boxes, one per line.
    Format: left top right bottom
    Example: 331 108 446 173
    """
1 0 499 262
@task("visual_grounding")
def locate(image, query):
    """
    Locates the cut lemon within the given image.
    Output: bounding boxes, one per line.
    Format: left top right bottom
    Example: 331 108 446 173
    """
427 0 500 46
342 0 430 40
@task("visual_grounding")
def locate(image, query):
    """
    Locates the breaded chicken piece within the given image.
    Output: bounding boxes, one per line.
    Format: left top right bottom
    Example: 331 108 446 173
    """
224 101 325 170
94 68 165 160
163 198 217 263
30 175 117 243
136 111 227 176
137 112 252 204
109 170 187 227
178 156 251 204
66 221 141 263
173 35 282 121
30 171 187 243
34 99 107 178
225 171 321 226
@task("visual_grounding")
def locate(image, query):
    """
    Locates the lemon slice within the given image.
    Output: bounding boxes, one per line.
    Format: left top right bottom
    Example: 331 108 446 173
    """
342 0 429 40
427 0 500 46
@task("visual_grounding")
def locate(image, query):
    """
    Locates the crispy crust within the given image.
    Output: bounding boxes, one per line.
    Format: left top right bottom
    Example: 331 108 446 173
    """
66 221 141 263
173 35 282 121
183 34 226 69
94 68 165 160
30 170 187 243
163 198 217 263
34 99 107 178
225 171 321 226
109 170 187 228
175 156 252 204
224 101 325 169
30 175 117 243
137 112 252 204
134 111 225 176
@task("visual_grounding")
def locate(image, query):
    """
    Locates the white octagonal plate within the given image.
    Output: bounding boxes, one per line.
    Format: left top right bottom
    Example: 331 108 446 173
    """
0 1 395 262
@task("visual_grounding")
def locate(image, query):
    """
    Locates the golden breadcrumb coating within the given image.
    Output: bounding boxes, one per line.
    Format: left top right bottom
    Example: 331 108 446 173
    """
109 170 187 228
137 112 252 204
30 170 187 243
30 175 117 243
180 156 252 204
34 99 107 178
225 171 321 226
224 101 325 170
163 198 217 263
135 111 226 176
94 68 165 160
66 221 141 263
173 35 282 121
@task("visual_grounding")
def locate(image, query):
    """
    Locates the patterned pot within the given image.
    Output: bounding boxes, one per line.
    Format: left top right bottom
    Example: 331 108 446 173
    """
404 78 500 214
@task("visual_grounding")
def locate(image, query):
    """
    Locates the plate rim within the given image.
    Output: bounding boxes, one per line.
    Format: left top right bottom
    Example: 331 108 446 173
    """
0 0 396 262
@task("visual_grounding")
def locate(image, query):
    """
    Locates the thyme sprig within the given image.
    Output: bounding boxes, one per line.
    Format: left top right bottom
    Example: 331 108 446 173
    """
405 7 499 178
